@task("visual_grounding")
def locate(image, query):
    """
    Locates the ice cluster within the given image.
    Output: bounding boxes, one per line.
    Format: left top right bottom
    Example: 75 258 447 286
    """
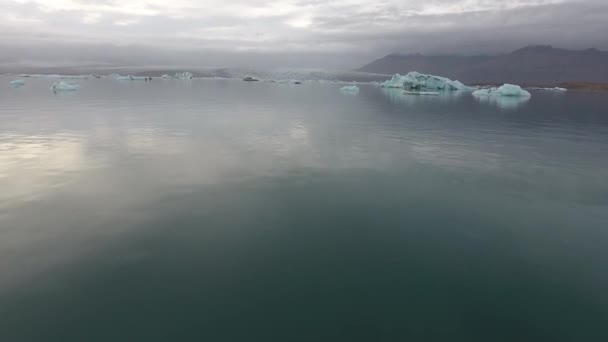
174 72 194 80
382 72 468 91
532 87 567 92
114 75 149 81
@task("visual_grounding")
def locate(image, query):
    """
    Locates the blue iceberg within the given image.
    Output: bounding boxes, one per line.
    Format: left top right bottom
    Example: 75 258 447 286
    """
10 79 25 87
382 72 468 91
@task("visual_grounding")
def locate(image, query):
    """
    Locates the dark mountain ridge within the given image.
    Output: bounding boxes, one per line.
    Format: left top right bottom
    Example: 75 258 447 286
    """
358 46 608 84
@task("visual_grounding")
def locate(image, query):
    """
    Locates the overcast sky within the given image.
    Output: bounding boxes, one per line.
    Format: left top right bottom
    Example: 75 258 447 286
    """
1 0 607 68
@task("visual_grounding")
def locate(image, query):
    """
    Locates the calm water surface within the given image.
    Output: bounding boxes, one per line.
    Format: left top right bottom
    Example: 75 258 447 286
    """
1 77 608 341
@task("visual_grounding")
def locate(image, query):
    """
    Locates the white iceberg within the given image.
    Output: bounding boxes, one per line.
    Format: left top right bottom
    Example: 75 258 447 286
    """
340 85 360 94
51 81 79 92
174 72 193 80
161 74 172 79
10 79 25 87
472 84 531 98
472 84 531 109
382 71 468 91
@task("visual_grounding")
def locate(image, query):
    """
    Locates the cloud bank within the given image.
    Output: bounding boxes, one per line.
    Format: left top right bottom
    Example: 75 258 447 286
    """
1 0 607 67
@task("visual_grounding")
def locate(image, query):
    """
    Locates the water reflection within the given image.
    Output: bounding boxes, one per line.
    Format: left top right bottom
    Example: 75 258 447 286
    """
1 77 608 341
473 93 530 110
0 133 91 206
381 88 466 106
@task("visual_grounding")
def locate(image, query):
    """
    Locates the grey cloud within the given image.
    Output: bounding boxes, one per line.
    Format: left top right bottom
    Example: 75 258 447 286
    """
0 0 606 68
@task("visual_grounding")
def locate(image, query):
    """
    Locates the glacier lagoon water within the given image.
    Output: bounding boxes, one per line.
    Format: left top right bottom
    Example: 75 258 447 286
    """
1 77 608 341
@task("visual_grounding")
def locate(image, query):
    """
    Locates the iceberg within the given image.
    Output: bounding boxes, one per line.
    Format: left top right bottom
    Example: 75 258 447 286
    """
161 74 172 79
340 85 360 94
472 84 530 109
10 79 25 87
472 84 531 98
174 72 193 80
243 76 259 82
51 81 79 92
382 71 468 91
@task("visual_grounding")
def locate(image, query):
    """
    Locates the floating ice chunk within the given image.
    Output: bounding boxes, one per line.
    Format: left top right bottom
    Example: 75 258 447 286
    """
243 76 259 82
274 79 301 84
114 75 149 81
340 85 360 94
472 84 530 109
51 81 79 92
161 74 172 79
382 72 468 91
495 84 531 97
403 90 440 96
174 72 193 80
531 87 567 92
472 84 531 98
44 74 90 79
472 88 491 96
10 79 25 87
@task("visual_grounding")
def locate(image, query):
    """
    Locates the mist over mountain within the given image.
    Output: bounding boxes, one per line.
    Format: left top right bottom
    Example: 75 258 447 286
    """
358 46 608 84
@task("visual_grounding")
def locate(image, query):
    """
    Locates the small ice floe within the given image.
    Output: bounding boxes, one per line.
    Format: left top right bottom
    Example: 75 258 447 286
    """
340 85 360 94
9 79 25 87
115 75 150 81
243 76 260 82
51 81 79 92
530 87 567 92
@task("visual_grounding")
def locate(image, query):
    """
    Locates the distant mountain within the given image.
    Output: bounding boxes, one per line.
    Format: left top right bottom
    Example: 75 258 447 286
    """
358 46 608 84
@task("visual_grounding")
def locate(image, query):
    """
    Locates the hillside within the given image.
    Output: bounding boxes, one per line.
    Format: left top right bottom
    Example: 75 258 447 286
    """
358 46 608 84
